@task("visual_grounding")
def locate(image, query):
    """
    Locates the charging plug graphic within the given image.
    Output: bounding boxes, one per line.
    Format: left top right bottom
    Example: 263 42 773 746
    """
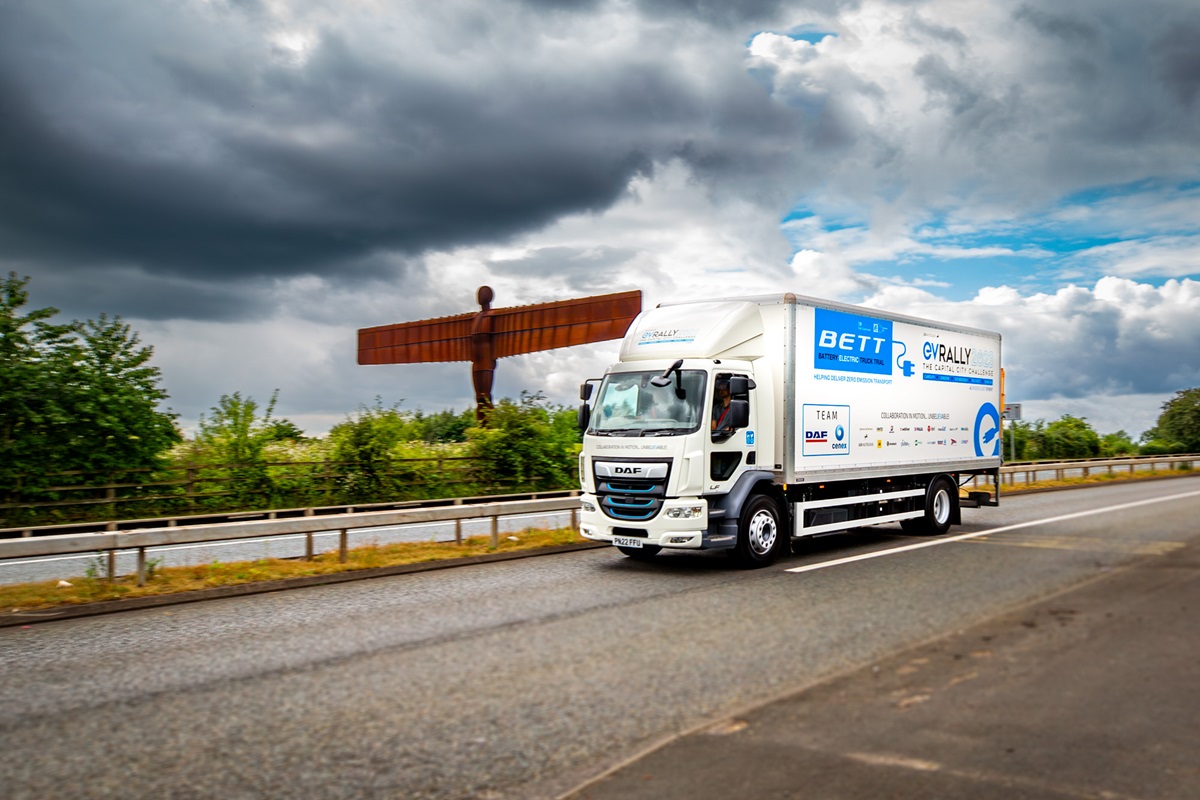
894 341 915 377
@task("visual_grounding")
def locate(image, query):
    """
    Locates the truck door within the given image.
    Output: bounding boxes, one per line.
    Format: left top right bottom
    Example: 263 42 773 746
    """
708 373 754 491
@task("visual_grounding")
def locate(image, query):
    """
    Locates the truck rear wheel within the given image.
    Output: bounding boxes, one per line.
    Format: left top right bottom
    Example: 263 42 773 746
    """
732 494 781 568
901 476 955 536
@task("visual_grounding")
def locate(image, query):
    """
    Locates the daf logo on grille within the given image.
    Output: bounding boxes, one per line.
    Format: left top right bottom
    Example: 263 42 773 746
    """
595 461 669 479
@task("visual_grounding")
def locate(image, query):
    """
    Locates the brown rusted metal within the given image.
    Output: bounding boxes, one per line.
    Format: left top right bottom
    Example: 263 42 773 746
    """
358 287 642 421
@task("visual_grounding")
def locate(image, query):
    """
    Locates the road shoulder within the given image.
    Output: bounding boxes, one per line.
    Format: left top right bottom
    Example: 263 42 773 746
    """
567 536 1200 799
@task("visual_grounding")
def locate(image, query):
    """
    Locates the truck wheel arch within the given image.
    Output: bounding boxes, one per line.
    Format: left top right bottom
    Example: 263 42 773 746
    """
706 471 787 528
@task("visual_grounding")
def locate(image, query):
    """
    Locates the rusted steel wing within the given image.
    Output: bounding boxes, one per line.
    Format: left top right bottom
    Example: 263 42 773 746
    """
357 289 642 365
490 290 643 358
357 313 475 365
357 286 642 422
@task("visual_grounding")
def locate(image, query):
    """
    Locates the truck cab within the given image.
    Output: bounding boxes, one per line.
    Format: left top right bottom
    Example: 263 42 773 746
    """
577 299 788 566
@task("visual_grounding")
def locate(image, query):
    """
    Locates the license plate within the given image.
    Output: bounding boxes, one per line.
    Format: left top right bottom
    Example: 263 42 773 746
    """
612 536 642 548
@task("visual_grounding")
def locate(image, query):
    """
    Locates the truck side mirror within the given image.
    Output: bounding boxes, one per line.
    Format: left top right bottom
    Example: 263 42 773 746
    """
729 398 749 429
712 399 750 441
728 376 752 397
577 404 591 433
580 382 594 401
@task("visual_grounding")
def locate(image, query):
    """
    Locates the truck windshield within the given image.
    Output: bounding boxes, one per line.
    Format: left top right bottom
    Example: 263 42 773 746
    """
588 370 708 436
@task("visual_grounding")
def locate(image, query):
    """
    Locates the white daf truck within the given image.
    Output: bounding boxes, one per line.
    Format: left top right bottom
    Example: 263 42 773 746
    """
576 293 1002 566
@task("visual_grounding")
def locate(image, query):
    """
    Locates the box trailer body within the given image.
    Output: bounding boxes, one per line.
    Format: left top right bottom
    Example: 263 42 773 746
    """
577 293 1002 566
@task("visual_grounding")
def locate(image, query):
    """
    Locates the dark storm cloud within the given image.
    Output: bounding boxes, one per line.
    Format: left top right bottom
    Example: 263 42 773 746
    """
1011 0 1200 130
0 0 805 313
26 267 262 323
1011 5 1100 46
635 0 790 25
635 0 862 26
1156 20 1200 105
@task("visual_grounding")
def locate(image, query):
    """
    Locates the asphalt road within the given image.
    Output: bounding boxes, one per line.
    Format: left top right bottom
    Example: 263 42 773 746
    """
2 477 1198 799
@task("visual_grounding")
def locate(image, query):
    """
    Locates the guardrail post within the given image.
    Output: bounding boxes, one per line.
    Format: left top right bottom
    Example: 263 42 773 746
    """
571 506 579 530
455 518 462 545
339 529 348 563
107 549 116 582
137 547 147 587
305 532 314 561
490 515 499 549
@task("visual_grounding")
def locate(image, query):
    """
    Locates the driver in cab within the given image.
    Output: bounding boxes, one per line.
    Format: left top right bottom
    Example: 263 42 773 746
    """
712 380 733 435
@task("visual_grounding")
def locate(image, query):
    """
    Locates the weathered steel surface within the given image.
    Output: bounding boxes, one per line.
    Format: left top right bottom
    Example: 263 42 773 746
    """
357 288 642 364
357 286 642 418
357 312 475 365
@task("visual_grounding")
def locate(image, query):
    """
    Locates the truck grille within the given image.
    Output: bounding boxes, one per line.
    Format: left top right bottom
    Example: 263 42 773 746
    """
593 460 670 522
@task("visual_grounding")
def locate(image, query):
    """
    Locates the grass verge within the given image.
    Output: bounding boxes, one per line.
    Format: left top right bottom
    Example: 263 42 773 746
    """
987 465 1195 494
2 527 585 612
4 467 1194 614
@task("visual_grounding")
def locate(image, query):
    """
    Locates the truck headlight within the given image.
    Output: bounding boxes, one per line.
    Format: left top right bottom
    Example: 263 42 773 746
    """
581 501 597 513
666 505 704 519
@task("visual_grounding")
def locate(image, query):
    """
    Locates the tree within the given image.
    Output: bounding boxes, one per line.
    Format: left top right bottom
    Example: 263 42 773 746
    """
190 390 299 502
1026 415 1100 460
467 391 581 491
193 390 291 464
410 408 475 443
1099 430 1137 457
1002 420 1034 461
327 398 411 501
1 273 77 489
1144 388 1200 453
61 314 182 474
0 273 179 495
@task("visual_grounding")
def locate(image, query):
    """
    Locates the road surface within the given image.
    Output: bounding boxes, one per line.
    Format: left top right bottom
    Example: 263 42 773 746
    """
2 477 1197 799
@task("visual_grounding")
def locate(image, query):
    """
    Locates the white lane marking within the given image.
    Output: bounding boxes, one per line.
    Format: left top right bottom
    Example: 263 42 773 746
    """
784 486 1200 574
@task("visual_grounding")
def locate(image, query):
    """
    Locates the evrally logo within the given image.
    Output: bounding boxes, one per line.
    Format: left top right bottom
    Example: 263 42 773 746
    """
923 341 972 364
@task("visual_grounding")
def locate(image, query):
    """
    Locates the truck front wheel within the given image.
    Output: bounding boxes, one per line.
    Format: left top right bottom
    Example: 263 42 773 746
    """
732 495 781 568
901 476 955 536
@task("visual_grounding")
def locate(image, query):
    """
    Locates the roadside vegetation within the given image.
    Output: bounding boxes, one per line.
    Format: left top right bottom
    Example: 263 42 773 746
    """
6 463 1197 615
1 526 587 612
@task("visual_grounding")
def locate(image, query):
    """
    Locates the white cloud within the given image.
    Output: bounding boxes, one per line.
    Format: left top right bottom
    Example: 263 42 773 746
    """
1070 236 1200 278
863 277 1200 419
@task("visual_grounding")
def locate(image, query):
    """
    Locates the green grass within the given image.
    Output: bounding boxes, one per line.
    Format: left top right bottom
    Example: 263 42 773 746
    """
1 527 586 612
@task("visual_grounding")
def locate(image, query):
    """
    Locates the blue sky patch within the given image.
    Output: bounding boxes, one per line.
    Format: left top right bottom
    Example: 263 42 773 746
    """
747 29 836 47
784 180 1200 300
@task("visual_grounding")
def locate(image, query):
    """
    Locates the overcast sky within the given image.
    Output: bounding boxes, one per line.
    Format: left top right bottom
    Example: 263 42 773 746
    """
3 0 1198 439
